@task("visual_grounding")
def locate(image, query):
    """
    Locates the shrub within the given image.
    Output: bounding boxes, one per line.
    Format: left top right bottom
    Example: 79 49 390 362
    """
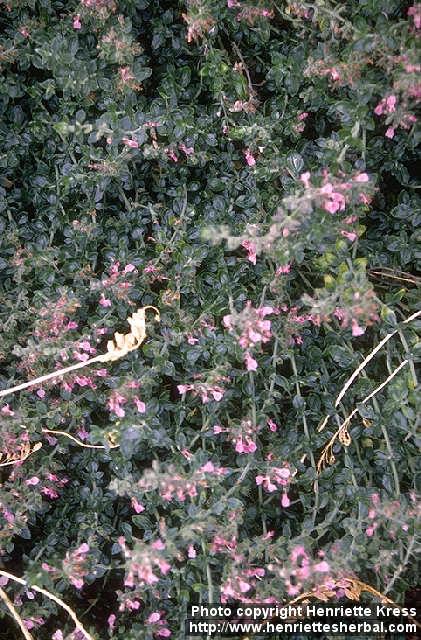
0 1 419 638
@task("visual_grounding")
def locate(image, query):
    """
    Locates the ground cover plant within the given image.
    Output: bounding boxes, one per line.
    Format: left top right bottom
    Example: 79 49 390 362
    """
0 0 420 638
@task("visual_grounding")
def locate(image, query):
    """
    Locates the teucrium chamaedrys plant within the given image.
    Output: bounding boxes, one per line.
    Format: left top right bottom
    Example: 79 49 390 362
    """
0 1 420 638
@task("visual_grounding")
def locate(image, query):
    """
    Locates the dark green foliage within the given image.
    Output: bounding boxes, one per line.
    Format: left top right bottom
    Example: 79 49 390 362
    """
0 1 419 639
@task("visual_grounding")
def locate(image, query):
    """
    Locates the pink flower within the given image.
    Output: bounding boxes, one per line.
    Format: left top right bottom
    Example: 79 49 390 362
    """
1 404 15 416
242 239 257 264
122 138 139 148
73 15 81 30
181 448 193 460
275 263 291 275
244 352 258 371
235 436 257 454
73 351 89 362
324 200 339 214
275 467 291 480
74 376 96 388
133 396 146 413
166 149 178 162
314 560 330 572
108 614 116 631
366 526 375 537
408 4 421 29
259 305 275 317
119 66 135 84
52 632 64 640
131 497 145 513
187 545 196 558
25 477 40 486
187 334 199 344
70 577 83 589
386 95 397 113
320 183 333 195
238 580 251 593
354 173 369 182
108 392 127 417
345 215 358 224
41 487 59 499
44 433 58 445
124 263 136 273
110 262 120 277
151 539 166 550
385 127 395 139
210 389 223 401
148 612 161 624
144 263 159 274
351 319 365 337
300 171 311 188
244 149 256 166
374 102 384 116
99 294 112 307
2 509 14 524
281 493 291 508
200 461 215 473
177 384 190 395
323 191 346 214
298 112 309 121
179 143 194 155
340 230 357 242
267 419 278 432
213 424 223 434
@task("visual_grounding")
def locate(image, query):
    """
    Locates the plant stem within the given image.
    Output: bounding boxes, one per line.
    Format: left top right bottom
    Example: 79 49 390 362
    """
290 353 319 525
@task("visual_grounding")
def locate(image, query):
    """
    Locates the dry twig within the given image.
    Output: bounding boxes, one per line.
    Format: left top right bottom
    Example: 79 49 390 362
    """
0 442 42 468
317 360 409 473
41 428 119 449
0 570 95 640
317 309 420 433
0 306 159 400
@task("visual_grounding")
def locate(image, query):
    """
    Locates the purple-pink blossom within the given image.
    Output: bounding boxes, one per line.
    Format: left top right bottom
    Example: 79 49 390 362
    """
241 239 257 265
351 319 365 337
131 497 145 513
25 476 40 486
244 148 256 166
1 404 15 416
122 137 139 148
281 492 291 507
244 352 258 371
99 294 112 307
133 396 146 413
